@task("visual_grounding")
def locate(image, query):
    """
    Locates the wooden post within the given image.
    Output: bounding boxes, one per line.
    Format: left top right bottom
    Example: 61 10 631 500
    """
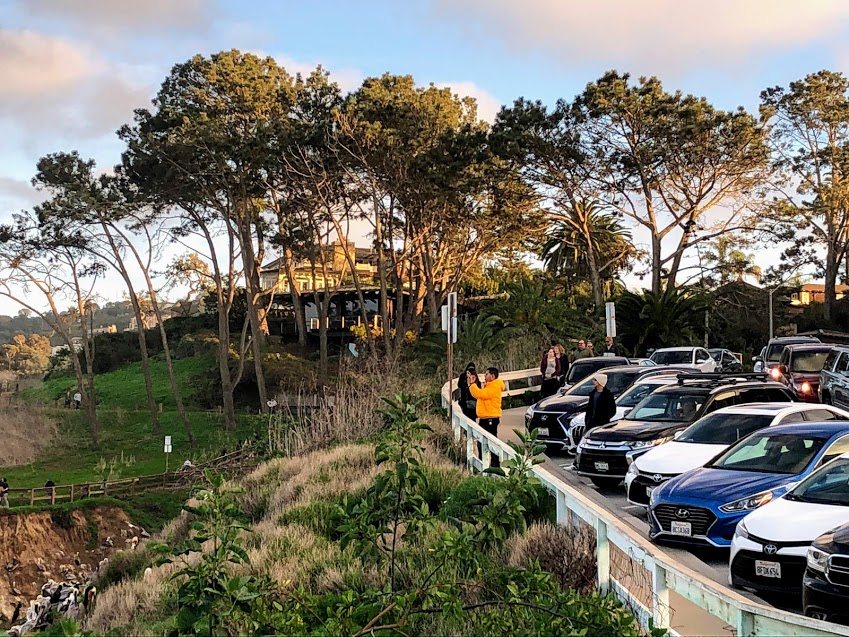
596 519 610 594
29 489 33 506
69 485 74 503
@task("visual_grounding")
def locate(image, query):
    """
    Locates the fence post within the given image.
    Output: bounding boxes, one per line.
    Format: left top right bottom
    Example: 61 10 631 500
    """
465 428 475 470
651 562 670 630
596 519 610 595
555 490 568 525
480 437 491 471
69 485 74 503
735 608 754 637
29 489 33 506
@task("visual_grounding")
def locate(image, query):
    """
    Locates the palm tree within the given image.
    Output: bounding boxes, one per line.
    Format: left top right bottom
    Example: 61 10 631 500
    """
540 199 636 308
617 288 707 355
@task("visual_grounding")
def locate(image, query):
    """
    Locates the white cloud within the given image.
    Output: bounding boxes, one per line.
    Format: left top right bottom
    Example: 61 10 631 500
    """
273 54 363 93
430 0 849 75
437 81 502 123
0 177 42 213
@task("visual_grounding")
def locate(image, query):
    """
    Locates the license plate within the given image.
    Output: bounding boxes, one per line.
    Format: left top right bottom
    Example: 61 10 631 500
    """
755 560 781 579
670 521 692 536
537 427 549 436
646 486 655 498
594 461 609 472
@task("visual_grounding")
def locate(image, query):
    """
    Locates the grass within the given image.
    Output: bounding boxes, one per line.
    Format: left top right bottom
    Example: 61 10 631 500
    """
3 355 265 488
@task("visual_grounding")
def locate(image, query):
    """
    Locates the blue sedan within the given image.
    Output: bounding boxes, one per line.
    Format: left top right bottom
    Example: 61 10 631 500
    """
648 422 849 547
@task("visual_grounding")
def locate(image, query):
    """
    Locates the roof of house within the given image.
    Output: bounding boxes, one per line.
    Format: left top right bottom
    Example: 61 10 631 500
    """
799 283 849 293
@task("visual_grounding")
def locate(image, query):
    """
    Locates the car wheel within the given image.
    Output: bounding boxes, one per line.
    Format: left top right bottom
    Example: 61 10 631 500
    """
590 477 622 489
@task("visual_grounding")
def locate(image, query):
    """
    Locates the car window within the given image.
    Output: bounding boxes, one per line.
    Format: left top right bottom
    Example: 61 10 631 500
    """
823 350 840 373
710 433 826 474
790 350 831 373
617 383 660 407
779 349 790 367
787 458 849 506
777 412 807 425
705 391 737 414
805 409 849 421
629 391 707 422
566 370 638 397
677 413 773 444
723 352 738 365
650 350 692 365
835 353 849 375
819 435 849 466
735 387 793 404
766 344 787 362
565 359 622 384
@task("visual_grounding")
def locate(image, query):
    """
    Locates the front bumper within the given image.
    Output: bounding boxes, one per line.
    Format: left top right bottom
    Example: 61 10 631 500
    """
626 471 676 506
730 536 808 593
648 500 739 547
804 568 849 624
527 410 582 451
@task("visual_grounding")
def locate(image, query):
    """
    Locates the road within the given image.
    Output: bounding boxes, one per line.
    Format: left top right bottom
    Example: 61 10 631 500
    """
499 407 801 636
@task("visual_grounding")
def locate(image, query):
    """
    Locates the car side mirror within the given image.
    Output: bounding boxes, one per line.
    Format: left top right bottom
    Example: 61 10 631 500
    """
673 430 683 440
753 356 763 363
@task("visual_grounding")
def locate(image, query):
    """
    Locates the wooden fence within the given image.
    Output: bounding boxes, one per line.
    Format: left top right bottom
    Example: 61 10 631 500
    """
1 448 258 508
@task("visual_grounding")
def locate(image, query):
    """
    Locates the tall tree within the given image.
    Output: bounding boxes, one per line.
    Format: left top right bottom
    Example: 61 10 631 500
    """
760 70 849 322
576 71 769 292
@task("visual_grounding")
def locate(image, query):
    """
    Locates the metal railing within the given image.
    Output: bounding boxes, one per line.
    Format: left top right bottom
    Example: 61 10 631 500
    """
442 367 849 637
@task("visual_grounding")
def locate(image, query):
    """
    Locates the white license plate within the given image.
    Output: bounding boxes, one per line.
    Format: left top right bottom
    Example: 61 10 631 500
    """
537 427 549 436
594 461 609 472
755 560 781 579
670 521 692 536
646 486 655 498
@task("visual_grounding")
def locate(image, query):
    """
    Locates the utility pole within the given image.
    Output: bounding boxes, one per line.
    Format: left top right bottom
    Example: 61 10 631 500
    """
442 293 458 423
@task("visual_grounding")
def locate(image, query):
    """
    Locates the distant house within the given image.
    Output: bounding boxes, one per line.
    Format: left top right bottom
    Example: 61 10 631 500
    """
91 324 118 335
790 284 849 306
260 240 378 293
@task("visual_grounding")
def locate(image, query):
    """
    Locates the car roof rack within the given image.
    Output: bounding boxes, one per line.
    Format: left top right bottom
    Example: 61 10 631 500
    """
676 372 770 386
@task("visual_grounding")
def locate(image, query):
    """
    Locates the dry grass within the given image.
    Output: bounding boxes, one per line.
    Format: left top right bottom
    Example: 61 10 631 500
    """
506 521 597 594
0 405 57 466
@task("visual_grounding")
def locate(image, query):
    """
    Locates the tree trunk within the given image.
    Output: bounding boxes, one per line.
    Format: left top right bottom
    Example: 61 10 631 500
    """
127 294 161 434
217 300 237 430
284 249 308 347
238 223 269 412
825 242 839 323
374 198 392 351
651 234 663 294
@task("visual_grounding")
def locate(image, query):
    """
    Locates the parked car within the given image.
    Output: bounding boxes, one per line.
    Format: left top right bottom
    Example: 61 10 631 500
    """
803 520 849 623
754 336 822 375
819 346 849 410
626 403 849 507
629 358 657 367
775 343 834 402
575 374 795 488
649 347 718 373
562 356 631 389
567 374 688 452
648 422 849 547
708 348 743 373
753 347 767 373
731 451 849 595
526 366 686 454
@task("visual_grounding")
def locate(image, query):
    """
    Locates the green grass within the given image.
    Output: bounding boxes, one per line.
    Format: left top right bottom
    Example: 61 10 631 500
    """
4 355 265 488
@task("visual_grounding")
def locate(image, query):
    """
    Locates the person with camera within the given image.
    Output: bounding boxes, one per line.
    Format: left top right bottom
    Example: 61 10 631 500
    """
467 367 505 437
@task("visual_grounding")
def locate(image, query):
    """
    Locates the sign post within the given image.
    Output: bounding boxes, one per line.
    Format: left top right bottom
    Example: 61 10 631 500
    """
604 302 617 358
164 435 172 473
443 292 458 425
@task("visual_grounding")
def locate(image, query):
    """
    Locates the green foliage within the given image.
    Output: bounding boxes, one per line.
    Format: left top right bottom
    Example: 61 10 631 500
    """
50 508 75 530
617 288 707 355
440 475 555 527
0 332 52 376
415 314 520 371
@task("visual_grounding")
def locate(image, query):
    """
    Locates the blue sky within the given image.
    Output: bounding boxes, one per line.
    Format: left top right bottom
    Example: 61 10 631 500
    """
3 0 849 308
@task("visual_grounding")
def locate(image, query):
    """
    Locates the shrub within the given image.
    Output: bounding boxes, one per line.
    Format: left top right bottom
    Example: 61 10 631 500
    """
441 475 556 526
50 508 75 530
506 522 597 594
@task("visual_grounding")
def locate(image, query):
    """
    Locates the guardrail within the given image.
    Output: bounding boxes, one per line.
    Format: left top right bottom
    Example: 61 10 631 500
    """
1 449 258 508
442 368 849 637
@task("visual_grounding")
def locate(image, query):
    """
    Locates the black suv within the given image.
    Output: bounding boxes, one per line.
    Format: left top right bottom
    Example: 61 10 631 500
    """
527 365 692 454
804 521 849 624
755 336 821 374
562 356 631 388
575 374 796 488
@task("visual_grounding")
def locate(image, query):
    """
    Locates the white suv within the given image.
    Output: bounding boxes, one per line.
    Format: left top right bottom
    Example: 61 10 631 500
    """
650 347 718 373
626 403 849 507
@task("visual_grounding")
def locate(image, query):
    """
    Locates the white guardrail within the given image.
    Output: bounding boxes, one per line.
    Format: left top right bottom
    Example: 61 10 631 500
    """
442 368 849 637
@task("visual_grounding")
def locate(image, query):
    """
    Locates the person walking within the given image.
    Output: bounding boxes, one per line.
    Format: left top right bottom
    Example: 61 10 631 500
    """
584 373 617 434
539 342 562 398
601 336 619 357
0 477 9 508
468 367 505 437
569 339 592 364
457 362 480 421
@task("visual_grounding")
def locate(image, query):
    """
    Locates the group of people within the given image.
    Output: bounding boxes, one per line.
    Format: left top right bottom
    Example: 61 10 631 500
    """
538 336 620 398
457 364 505 437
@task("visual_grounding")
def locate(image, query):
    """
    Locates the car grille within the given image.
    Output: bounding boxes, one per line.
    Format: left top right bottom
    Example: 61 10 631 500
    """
530 412 566 436
629 473 677 505
732 550 806 590
827 555 849 587
652 504 715 536
576 449 629 477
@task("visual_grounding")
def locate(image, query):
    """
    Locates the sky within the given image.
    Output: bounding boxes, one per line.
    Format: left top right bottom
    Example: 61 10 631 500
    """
3 0 849 313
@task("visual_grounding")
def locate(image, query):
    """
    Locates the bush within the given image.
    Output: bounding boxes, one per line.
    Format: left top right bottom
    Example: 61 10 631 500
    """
50 508 75 529
440 475 556 526
506 522 597 594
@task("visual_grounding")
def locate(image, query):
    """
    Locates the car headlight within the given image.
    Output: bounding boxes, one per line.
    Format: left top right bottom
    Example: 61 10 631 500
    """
719 489 775 513
630 436 672 449
734 520 749 540
626 463 639 478
799 381 812 394
770 368 782 379
649 486 660 505
807 545 829 573
525 406 535 419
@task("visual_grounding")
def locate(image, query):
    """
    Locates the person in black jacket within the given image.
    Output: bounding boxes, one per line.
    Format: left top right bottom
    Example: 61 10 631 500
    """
585 373 617 431
457 362 480 421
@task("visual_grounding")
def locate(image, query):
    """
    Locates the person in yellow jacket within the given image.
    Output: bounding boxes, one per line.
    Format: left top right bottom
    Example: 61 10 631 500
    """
467 367 505 436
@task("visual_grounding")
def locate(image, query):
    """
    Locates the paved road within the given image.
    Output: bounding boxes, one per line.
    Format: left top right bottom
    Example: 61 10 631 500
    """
499 407 800 636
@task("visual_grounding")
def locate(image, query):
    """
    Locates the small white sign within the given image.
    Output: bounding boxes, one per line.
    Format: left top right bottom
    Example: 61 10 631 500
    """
164 436 172 446
267 400 278 408
164 444 172 453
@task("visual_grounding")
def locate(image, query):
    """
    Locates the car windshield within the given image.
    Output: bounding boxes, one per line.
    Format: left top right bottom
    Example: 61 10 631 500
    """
617 382 670 407
786 458 849 506
708 433 826 474
567 370 640 397
677 413 774 445
565 359 622 384
766 344 787 362
708 349 724 361
650 350 692 365
790 350 830 373
628 390 707 422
